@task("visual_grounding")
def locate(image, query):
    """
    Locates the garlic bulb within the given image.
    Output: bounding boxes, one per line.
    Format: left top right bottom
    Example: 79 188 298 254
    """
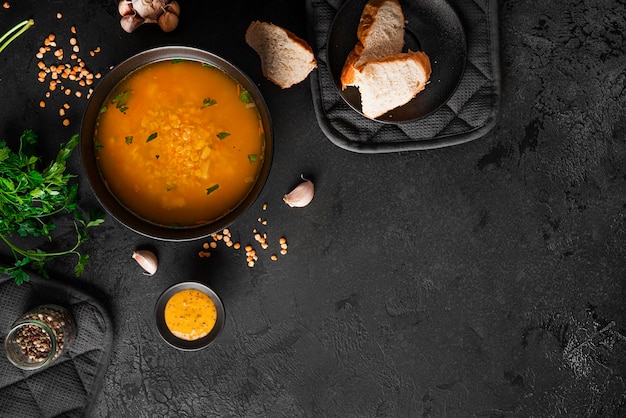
283 176 314 207
132 250 158 275
118 0 180 33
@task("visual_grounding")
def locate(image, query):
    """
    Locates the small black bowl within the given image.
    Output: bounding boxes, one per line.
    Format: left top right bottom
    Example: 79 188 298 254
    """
80 46 273 241
155 281 225 351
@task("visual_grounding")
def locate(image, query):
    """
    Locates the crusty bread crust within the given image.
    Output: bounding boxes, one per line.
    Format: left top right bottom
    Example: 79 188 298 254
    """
340 0 405 89
245 21 317 89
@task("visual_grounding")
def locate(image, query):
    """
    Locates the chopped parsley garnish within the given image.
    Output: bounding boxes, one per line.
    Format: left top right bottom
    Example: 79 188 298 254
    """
172 59 185 64
125 136 133 144
202 97 217 108
99 105 107 114
155 155 160 159
111 89 131 114
146 132 158 142
202 63 213 68
94 140 104 151
248 154 258 163
239 90 252 104
206 184 219 195
216 132 230 140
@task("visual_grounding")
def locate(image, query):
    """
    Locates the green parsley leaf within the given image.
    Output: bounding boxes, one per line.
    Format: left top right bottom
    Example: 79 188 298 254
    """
239 90 252 104
248 154 258 163
216 132 231 140
0 131 105 284
147 132 158 142
125 136 133 144
94 140 104 151
99 105 108 114
202 97 217 108
111 89 131 113
206 184 219 195
172 58 185 64
202 63 213 68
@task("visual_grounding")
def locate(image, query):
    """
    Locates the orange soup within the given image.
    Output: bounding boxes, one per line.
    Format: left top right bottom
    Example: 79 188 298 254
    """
164 289 217 341
94 59 265 226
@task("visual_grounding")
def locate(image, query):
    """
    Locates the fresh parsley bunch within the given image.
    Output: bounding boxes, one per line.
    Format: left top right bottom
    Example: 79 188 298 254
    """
0 130 105 284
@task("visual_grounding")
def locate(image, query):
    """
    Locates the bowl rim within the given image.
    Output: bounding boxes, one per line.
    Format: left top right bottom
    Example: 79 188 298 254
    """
154 281 226 351
80 46 273 241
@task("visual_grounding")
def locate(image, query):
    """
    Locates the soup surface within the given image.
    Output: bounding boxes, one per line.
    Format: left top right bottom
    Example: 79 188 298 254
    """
164 289 217 341
94 59 265 226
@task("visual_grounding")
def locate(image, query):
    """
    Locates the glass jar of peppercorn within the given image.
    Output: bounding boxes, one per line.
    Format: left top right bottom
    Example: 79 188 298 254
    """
4 304 76 370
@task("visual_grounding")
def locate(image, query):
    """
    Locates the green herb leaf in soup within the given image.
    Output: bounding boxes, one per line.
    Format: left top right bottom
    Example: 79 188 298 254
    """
146 132 158 142
202 97 217 108
206 184 219 195
111 89 131 114
216 132 230 140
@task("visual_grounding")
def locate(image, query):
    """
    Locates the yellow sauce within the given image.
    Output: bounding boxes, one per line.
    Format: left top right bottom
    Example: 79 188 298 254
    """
164 289 217 341
94 59 265 226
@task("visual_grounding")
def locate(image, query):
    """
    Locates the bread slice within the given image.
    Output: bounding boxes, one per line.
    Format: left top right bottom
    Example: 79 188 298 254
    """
245 21 317 89
340 0 405 90
354 50 431 119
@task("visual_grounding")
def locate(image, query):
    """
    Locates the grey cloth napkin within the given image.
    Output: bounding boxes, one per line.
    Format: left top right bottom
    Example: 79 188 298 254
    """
306 0 501 152
0 274 113 418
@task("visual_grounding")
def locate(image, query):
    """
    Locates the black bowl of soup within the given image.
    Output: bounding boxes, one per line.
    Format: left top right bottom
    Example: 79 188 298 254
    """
155 281 225 350
81 46 272 240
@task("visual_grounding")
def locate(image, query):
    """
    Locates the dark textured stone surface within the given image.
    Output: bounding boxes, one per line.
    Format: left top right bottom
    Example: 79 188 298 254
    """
1 0 625 416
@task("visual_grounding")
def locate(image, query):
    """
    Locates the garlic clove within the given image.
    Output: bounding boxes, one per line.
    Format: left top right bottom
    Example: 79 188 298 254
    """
157 10 179 32
120 14 145 33
118 0 134 16
166 0 181 16
283 175 314 207
132 250 158 275
131 0 166 21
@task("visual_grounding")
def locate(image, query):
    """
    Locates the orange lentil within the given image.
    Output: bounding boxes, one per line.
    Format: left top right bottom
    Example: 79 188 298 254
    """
69 38 77 45
71 26 76 33
202 242 209 249
56 12 62 19
75 91 82 98
62 119 70 126
271 255 278 261
72 45 79 53
59 108 65 116
64 89 71 95
233 243 241 250
2 2 10 9
63 103 70 109
39 101 45 108
209 242 217 249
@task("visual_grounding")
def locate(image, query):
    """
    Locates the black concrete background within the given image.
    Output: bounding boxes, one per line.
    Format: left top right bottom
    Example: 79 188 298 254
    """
1 0 625 416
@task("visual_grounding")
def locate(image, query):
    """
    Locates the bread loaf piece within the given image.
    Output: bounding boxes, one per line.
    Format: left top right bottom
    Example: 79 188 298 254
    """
340 0 405 90
355 50 431 119
245 21 317 89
